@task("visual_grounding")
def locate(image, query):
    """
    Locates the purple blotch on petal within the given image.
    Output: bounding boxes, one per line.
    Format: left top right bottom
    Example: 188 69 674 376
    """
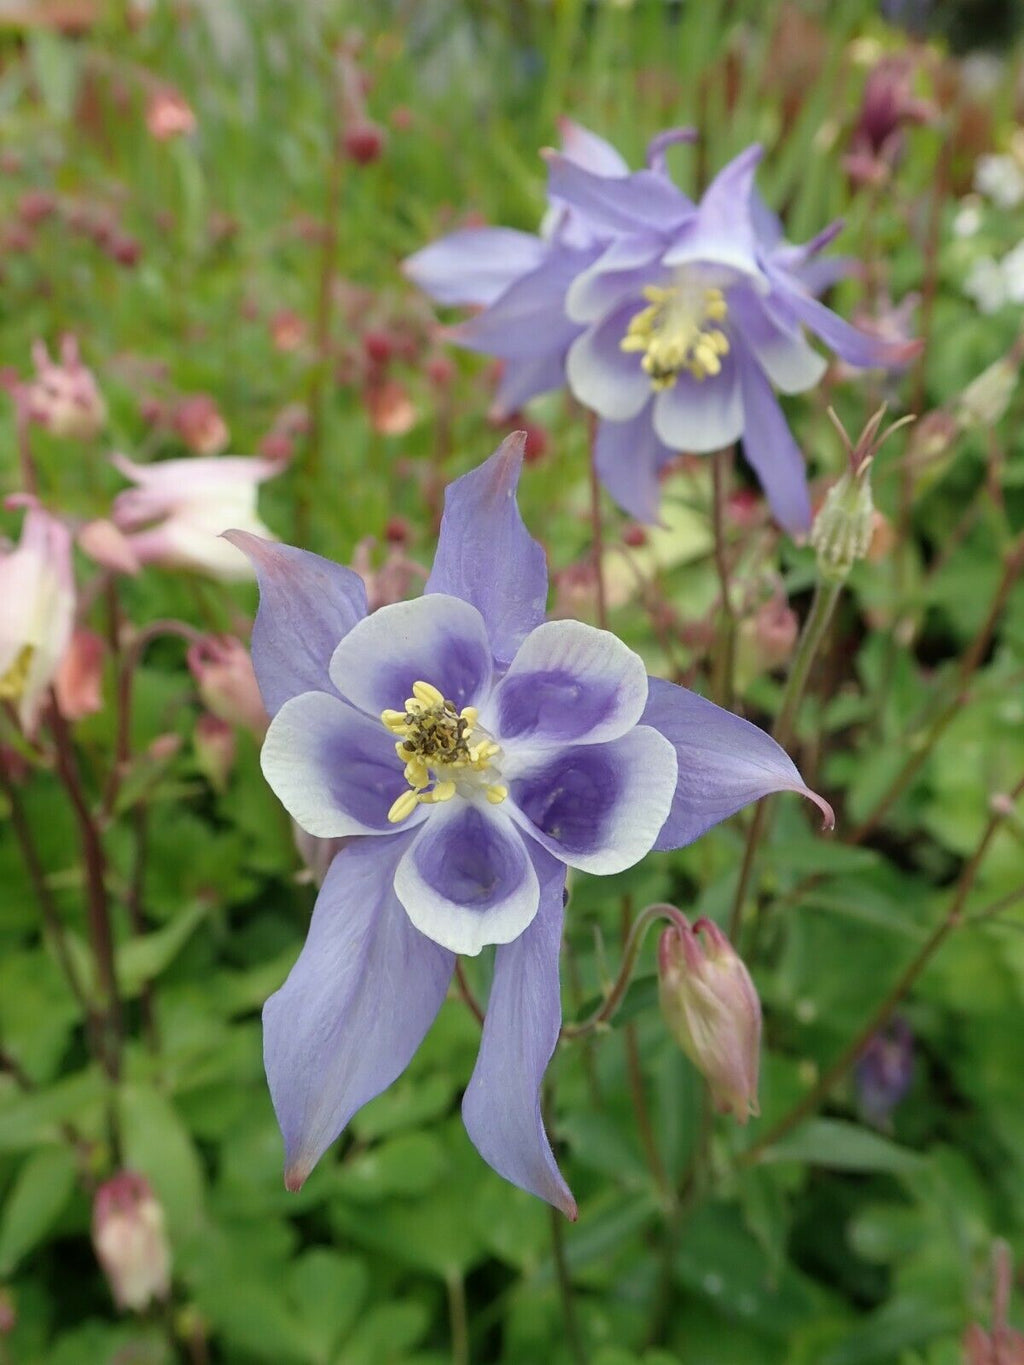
462 842 576 1218
223 532 367 716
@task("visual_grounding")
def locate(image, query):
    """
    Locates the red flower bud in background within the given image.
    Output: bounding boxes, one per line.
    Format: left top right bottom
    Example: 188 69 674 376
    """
658 916 762 1121
54 628 105 721
172 394 229 456
145 87 197 141
92 1172 171 1313
187 635 268 739
194 712 236 792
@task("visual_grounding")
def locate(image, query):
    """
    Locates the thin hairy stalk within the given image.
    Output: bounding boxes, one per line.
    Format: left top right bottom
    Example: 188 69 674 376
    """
297 52 345 545
727 578 843 941
849 534 1024 845
0 764 91 1020
968 883 1024 927
619 898 673 1207
549 1203 587 1365
446 1272 469 1365
561 902 689 1041
588 421 608 630
738 772 1024 1167
50 700 122 1085
710 448 737 708
454 960 484 1026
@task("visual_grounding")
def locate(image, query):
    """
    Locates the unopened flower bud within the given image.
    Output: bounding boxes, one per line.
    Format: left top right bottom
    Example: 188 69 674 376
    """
187 636 268 738
343 122 386 165
657 916 761 1122
811 463 875 582
55 628 105 721
27 336 107 441
172 394 229 456
955 352 1020 431
194 713 236 792
92 1172 171 1313
0 1286 15 1335
856 1018 914 1127
78 519 141 576
145 88 196 141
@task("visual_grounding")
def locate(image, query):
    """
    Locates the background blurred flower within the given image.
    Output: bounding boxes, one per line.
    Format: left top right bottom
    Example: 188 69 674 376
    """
54 627 105 721
856 1017 914 1127
187 634 268 737
145 87 196 141
0 498 75 733
25 335 107 441
111 453 281 580
92 1172 171 1313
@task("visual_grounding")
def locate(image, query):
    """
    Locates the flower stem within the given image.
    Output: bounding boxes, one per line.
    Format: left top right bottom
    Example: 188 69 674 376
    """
560 902 688 1041
710 447 737 709
736 770 1024 1168
549 1202 587 1365
454 960 484 1026
727 577 843 942
588 420 608 631
445 1272 469 1365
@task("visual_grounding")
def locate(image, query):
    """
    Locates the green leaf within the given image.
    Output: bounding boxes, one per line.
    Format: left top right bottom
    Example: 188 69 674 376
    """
115 902 209 996
119 1084 206 1242
286 1250 368 1362
0 1069 105 1153
27 30 77 122
756 1120 925 1175
0 1144 78 1274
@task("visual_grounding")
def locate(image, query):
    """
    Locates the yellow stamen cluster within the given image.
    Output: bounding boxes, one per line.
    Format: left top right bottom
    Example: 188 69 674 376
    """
621 283 730 390
0 644 34 702
381 680 507 824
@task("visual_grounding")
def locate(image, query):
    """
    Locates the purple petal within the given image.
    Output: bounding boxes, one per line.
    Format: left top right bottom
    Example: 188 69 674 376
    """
403 228 547 307
663 145 766 285
462 841 576 1217
594 408 671 524
394 802 539 956
492 352 570 417
565 237 668 324
489 619 649 747
641 676 834 850
223 533 367 717
735 350 812 535
329 593 493 716
729 287 828 394
651 358 744 453
767 273 920 369
566 303 652 422
645 126 698 174
557 118 630 176
449 247 594 359
426 434 548 667
263 835 454 1190
544 151 693 236
260 691 415 838
507 726 677 874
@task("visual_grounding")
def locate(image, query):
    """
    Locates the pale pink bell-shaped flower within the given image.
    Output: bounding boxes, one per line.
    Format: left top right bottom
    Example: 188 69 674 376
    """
111 454 281 580
0 498 75 732
658 915 762 1121
26 335 107 441
92 1172 172 1313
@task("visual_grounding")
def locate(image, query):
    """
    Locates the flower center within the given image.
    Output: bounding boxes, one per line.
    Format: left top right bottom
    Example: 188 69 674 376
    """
620 280 730 390
0 644 34 703
381 680 507 824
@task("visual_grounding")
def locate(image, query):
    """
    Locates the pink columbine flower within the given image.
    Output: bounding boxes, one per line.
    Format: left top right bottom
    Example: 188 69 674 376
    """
0 498 75 732
26 336 107 441
145 88 197 141
111 454 281 581
92 1172 171 1313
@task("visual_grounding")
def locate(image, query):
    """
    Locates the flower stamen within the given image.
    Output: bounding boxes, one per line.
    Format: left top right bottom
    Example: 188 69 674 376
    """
0 644 35 702
621 282 730 390
382 680 505 822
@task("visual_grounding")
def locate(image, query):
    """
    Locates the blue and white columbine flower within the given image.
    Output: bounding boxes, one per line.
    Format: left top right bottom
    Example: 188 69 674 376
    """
228 435 832 1216
406 127 915 535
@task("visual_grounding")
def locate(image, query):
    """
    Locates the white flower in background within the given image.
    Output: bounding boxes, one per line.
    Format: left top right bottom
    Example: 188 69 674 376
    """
952 199 983 239
963 255 1009 314
1000 241 1024 303
111 454 282 581
975 153 1024 209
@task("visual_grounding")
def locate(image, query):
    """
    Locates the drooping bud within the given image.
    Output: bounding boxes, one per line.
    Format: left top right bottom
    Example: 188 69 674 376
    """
963 1241 1024 1365
54 628 105 721
194 713 236 792
855 1017 914 1128
187 635 268 738
92 1172 172 1313
172 394 229 456
955 344 1022 431
77 518 141 576
657 916 761 1122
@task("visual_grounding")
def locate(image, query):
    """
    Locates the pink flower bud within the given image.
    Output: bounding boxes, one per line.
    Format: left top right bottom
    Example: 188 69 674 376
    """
92 1172 171 1313
194 712 236 792
342 121 386 165
270 310 306 353
172 395 229 456
364 378 416 436
187 635 268 738
77 519 141 576
145 88 196 141
657 917 762 1122
54 628 105 721
0 1286 15 1335
26 336 107 442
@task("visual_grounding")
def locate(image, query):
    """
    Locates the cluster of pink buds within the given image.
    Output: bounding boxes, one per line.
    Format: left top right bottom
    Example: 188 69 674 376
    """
657 915 762 1121
91 1172 171 1313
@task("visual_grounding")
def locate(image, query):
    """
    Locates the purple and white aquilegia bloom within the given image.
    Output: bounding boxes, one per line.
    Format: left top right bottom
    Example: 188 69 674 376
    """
406 125 917 534
229 435 833 1218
